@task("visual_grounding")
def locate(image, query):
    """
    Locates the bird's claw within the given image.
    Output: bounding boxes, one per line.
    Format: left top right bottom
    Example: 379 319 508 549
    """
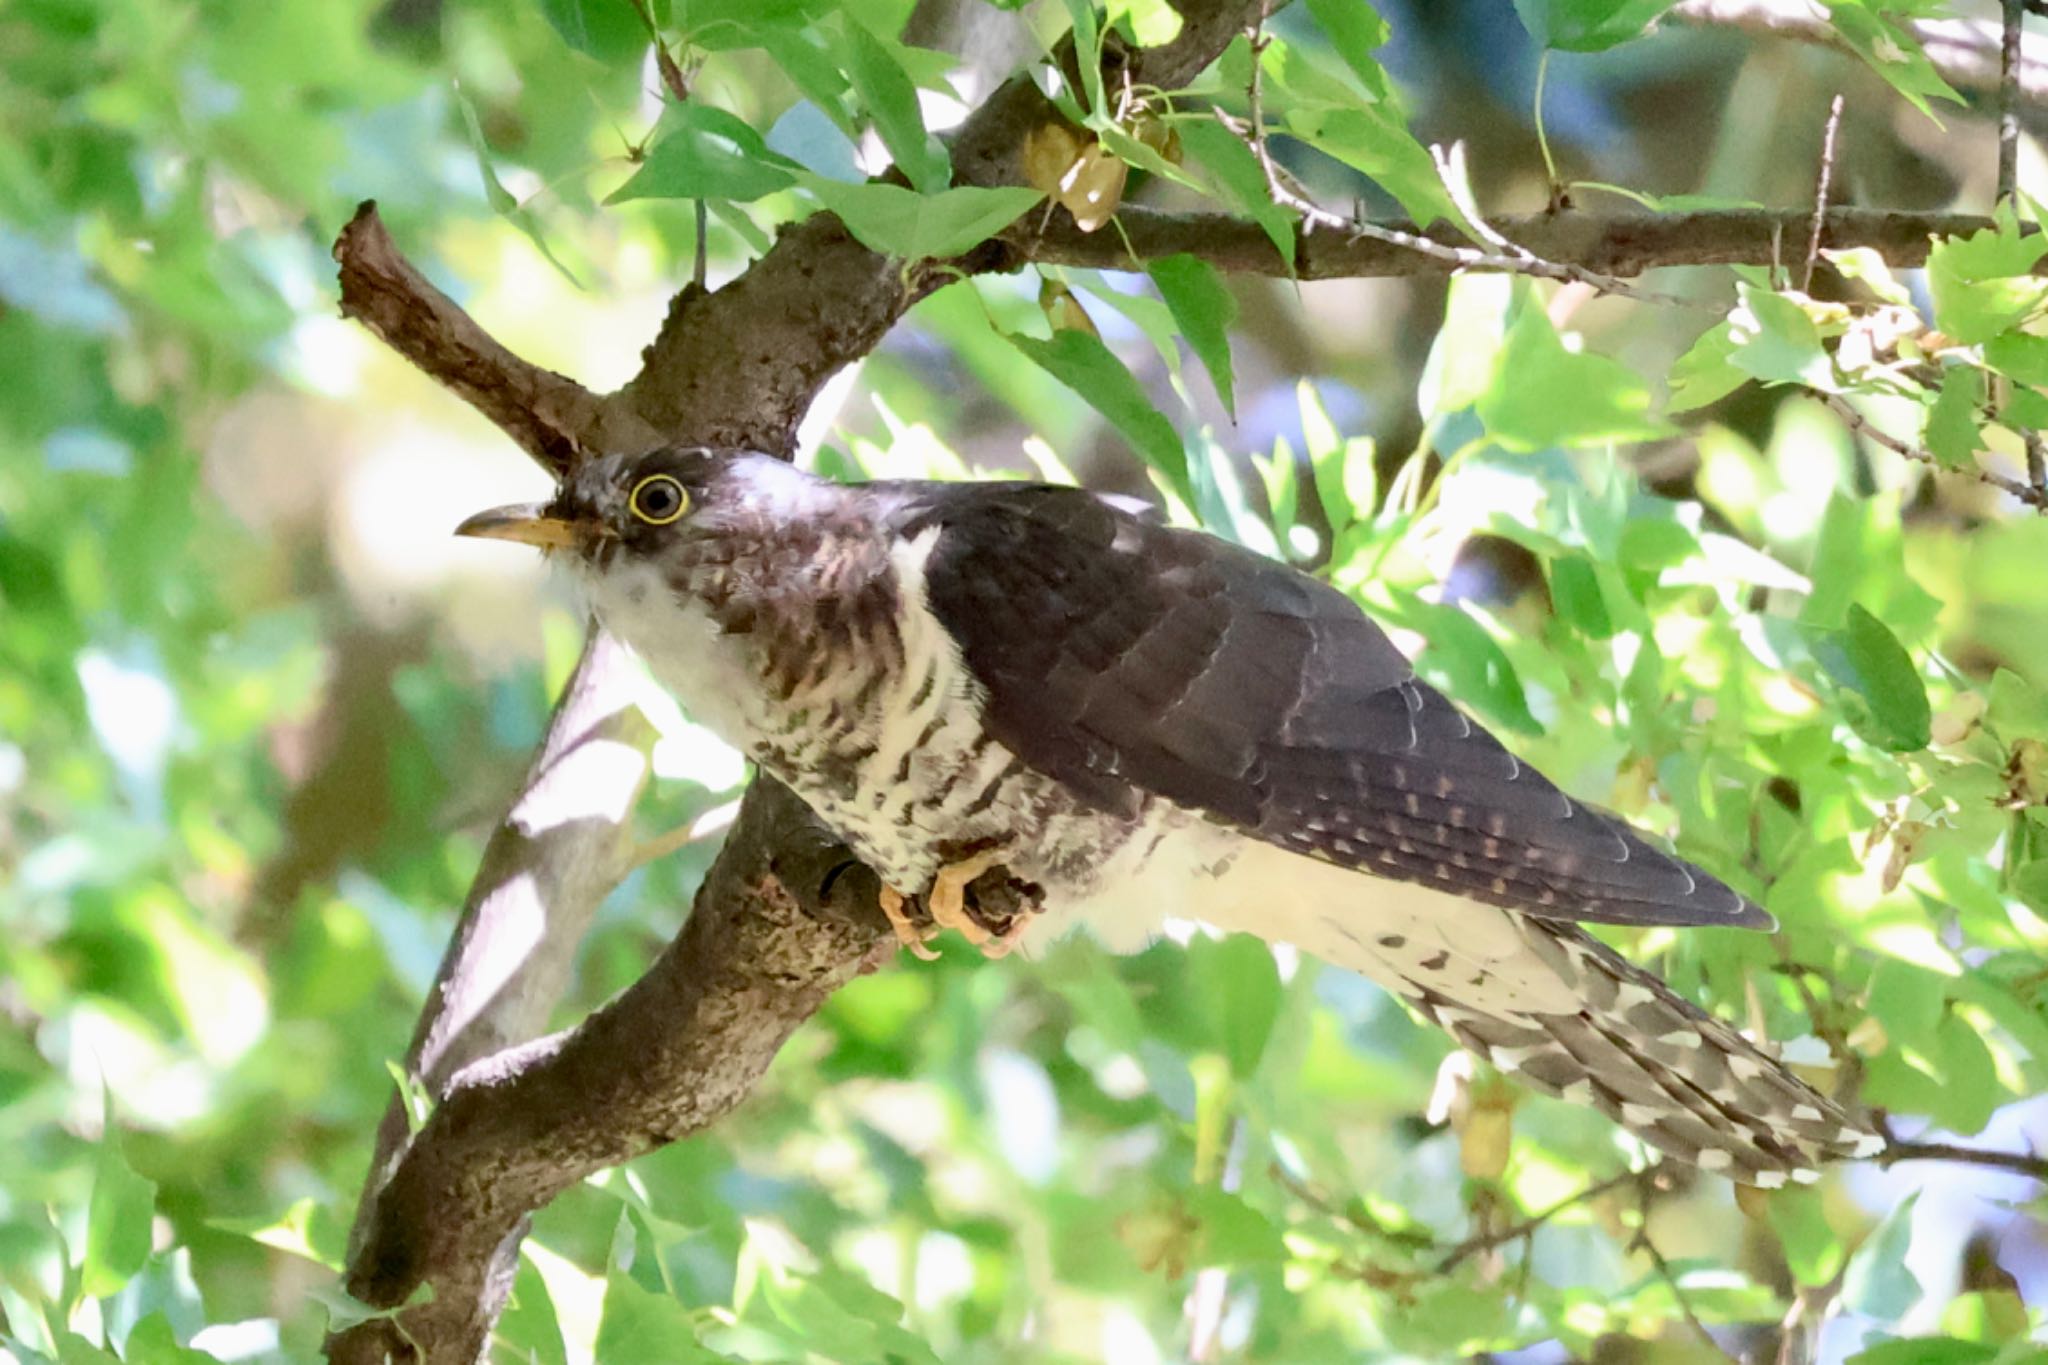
925 848 1007 945
879 848 1034 960
877 883 940 960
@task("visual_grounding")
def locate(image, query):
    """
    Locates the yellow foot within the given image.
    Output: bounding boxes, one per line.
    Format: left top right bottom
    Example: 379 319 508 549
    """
877 884 940 961
927 848 1029 958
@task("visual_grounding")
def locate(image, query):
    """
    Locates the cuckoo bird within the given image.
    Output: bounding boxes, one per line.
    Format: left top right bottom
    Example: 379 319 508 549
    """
459 447 1880 1185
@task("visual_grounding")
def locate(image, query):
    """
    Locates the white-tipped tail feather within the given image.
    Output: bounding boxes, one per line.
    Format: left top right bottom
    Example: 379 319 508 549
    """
1188 841 1877 1182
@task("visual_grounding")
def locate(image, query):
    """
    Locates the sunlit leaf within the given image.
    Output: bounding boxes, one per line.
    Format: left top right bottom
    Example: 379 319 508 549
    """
83 1111 157 1298
838 18 949 192
1006 327 1191 505
1148 254 1237 416
607 104 799 204
1806 604 1932 752
1476 297 1669 450
802 177 1041 259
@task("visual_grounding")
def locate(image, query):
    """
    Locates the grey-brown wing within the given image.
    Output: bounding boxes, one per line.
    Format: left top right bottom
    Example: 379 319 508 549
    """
901 482 1767 930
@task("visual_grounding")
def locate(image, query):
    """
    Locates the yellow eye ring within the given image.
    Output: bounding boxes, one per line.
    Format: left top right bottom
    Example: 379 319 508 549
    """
629 473 689 525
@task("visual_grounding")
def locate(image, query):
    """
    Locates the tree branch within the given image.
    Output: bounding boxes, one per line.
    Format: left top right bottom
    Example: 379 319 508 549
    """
332 203 661 472
331 780 892 1365
1009 204 2002 281
1878 1138 2048 1181
344 623 656 1262
1669 0 2048 107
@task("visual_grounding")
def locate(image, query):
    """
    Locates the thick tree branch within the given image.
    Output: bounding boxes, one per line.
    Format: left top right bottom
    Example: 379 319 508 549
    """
330 781 892 1365
345 624 656 1261
332 203 662 471
1011 204 2000 280
1669 0 2048 106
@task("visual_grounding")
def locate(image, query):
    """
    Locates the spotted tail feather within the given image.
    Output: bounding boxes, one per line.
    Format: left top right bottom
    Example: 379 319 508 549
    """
1400 918 1881 1185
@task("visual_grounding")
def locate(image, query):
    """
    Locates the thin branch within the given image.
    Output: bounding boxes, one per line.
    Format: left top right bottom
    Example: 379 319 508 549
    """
2003 0 2026 201
1012 204 2004 281
1425 141 1682 303
1669 0 2048 107
1633 1207 1737 1362
1821 391 2048 510
1435 1166 1654 1274
1804 95 1845 292
1878 1138 2048 1181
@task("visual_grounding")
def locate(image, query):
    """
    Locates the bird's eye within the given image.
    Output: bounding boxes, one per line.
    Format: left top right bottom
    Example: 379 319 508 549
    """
629 474 689 526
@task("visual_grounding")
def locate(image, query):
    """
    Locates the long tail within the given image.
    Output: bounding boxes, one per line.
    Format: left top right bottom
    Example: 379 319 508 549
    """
1399 917 1882 1185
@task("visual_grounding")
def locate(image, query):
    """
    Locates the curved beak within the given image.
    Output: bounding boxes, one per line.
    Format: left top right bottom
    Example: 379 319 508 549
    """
455 502 581 550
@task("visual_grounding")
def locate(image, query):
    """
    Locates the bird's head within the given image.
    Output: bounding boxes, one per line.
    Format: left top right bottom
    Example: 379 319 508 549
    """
455 447 835 582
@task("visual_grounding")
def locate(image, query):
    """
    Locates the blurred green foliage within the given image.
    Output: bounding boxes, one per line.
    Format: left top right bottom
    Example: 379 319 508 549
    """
4 0 2048 1361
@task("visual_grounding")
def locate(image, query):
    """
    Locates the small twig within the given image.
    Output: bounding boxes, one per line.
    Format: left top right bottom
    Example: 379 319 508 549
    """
1425 143 1686 304
2001 0 2025 203
1435 1166 1653 1273
1633 1207 1737 1362
1271 1164 1439 1252
2026 428 2048 495
1878 1138 2048 1180
1821 391 2048 510
694 199 709 290
1804 95 1845 292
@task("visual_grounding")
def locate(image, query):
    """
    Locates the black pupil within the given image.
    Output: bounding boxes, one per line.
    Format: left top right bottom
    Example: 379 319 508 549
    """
639 480 679 518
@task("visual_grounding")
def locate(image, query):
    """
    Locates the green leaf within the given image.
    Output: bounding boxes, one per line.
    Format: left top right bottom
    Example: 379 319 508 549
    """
1107 0 1182 46
1807 604 1932 752
1513 0 1671 51
1932 1011 2001 1135
1984 332 2048 386
1727 285 1834 389
1826 2 1964 118
802 178 1041 260
606 104 798 205
1005 327 1191 505
456 93 582 286
1419 273 1512 416
1185 1187 1287 1266
1666 321 1749 413
121 1316 221 1365
1305 0 1393 95
1840 1192 1924 1323
1769 1185 1846 1287
596 1273 731 1364
1475 297 1668 450
1848 1342 2000 1365
1147 254 1237 416
1284 105 1455 226
1178 119 1296 271
539 0 654 61
1057 0 1107 114
1548 555 1614 637
83 1111 157 1298
1927 218 2048 344
838 19 949 193
1923 366 1985 471
1188 934 1281 1079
